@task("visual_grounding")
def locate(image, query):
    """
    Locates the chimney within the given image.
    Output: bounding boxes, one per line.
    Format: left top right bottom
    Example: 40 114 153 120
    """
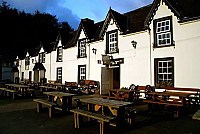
81 18 94 24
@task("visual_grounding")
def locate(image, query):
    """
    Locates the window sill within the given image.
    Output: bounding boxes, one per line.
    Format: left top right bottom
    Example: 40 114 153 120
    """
106 51 119 54
153 44 175 49
77 56 87 59
56 60 63 62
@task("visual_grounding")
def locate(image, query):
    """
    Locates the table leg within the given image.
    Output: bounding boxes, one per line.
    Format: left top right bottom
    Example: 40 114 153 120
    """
116 107 125 128
37 103 42 113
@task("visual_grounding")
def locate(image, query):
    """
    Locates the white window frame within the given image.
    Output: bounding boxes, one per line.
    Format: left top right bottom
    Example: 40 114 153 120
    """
57 47 62 62
57 67 62 81
39 52 45 63
25 57 30 70
156 20 171 46
80 66 86 80
109 32 117 53
79 40 86 57
157 60 173 82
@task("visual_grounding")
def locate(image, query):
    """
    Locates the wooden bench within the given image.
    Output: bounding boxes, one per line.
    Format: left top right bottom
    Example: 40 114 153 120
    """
144 99 184 106
27 88 35 97
192 110 200 120
78 80 99 94
70 109 115 134
33 99 57 118
3 88 18 100
99 95 125 100
164 87 200 105
0 88 7 95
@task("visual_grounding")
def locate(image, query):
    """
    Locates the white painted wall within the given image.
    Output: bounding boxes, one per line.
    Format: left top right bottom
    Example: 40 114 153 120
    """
17 1 200 89
149 1 200 88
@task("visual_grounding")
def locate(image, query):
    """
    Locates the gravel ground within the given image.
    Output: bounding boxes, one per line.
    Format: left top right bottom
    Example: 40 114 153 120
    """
0 96 200 134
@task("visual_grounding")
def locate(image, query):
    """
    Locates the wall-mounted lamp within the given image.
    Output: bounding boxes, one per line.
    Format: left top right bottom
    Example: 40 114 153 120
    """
92 48 97 55
131 40 137 49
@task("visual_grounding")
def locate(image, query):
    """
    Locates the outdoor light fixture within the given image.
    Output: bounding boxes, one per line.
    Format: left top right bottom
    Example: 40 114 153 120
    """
92 48 97 54
131 40 137 49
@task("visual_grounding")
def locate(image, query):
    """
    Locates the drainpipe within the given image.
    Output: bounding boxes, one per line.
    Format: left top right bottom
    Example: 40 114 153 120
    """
50 52 51 80
147 27 152 86
88 41 90 80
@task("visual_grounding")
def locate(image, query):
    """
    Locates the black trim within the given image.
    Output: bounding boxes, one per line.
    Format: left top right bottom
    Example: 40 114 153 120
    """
56 67 62 82
57 47 63 62
106 30 119 54
77 38 87 58
78 65 86 83
38 52 45 63
153 16 174 48
154 57 174 87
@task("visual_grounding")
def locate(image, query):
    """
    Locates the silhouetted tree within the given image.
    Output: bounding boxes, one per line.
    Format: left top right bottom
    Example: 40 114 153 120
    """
0 2 73 62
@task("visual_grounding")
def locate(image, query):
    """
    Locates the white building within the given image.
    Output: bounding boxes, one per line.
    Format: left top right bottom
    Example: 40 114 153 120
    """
16 0 200 93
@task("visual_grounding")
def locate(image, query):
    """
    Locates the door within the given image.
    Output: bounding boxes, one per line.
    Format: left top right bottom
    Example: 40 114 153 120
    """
34 70 39 83
101 67 113 94
29 71 32 82
113 67 120 89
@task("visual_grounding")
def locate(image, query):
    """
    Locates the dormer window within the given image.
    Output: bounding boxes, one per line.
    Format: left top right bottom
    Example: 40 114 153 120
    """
25 57 30 70
39 52 45 63
78 39 87 58
106 30 118 54
57 46 63 62
153 16 173 47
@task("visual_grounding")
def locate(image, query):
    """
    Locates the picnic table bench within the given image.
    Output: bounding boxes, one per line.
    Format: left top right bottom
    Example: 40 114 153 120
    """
144 87 200 117
0 87 18 99
72 97 134 134
70 109 115 134
78 80 99 94
164 87 200 105
34 92 75 118
33 99 57 118
100 89 133 101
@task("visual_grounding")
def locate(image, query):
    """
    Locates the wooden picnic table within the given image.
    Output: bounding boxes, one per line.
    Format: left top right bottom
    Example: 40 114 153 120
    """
78 97 133 127
44 83 66 91
43 92 76 112
143 91 198 117
100 89 134 101
5 84 29 97
144 91 195 106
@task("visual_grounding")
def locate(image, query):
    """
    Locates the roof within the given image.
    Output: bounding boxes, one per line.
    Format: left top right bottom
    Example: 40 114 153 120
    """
19 0 200 59
145 0 200 25
33 63 46 71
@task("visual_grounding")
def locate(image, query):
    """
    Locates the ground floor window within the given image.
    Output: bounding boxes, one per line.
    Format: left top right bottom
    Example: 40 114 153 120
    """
57 67 62 83
154 57 174 87
78 65 86 82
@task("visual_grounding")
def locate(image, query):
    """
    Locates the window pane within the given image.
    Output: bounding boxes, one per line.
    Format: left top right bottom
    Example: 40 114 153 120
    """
159 68 162 73
166 21 169 25
158 22 161 27
166 26 169 31
156 58 173 86
164 74 167 80
163 62 167 67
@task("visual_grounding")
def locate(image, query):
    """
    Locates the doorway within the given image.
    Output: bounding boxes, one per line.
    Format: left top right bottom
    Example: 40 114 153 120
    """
29 71 32 82
101 66 120 94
